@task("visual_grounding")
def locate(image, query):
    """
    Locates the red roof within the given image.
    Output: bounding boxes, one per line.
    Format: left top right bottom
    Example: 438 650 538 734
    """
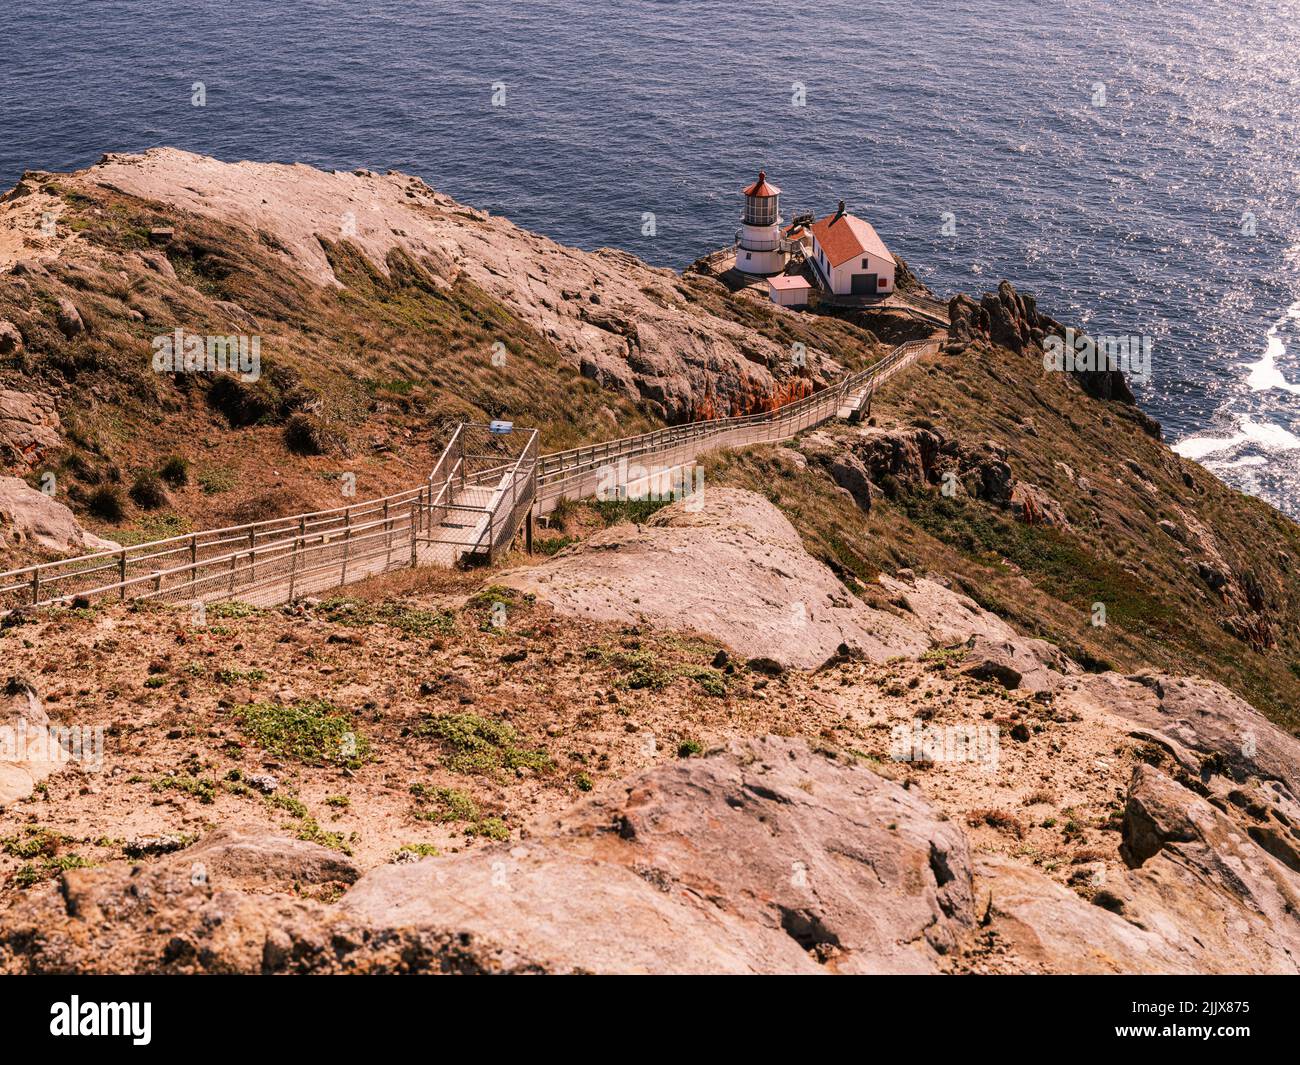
742 170 781 197
809 211 895 268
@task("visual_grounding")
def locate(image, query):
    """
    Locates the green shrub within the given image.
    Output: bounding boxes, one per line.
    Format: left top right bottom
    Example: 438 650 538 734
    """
129 471 169 510
415 712 551 775
197 465 236 495
592 498 672 525
470 817 510 841
410 784 480 823
159 455 190 487
235 699 370 767
86 484 126 521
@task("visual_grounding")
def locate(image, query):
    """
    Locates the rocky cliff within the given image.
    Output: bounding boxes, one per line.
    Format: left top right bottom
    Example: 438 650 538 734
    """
1 150 1299 974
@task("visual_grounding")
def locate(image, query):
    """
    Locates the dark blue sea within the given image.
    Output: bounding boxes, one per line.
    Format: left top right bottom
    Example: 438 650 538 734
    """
2 0 1297 515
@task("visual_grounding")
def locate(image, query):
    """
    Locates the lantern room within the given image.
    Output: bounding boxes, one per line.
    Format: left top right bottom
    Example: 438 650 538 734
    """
742 170 781 226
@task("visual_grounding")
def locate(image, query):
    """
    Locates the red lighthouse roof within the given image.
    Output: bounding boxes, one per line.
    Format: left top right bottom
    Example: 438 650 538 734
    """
742 170 781 197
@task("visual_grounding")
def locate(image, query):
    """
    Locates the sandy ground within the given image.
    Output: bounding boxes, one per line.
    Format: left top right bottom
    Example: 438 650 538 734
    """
0 553 1137 909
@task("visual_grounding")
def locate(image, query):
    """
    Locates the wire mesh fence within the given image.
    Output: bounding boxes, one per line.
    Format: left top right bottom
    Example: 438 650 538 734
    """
534 338 939 514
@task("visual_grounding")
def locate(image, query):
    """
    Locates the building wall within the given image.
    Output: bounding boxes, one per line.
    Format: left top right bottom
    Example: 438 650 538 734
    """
809 237 895 295
736 221 786 275
769 286 809 307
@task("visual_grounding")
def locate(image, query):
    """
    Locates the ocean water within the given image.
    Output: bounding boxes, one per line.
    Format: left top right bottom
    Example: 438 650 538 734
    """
1 0 1297 515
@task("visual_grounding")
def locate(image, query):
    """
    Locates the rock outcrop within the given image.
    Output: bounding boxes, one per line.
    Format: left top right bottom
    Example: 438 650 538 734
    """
1 738 978 974
877 572 1018 646
341 736 976 974
501 488 932 669
0 475 120 555
959 633 1075 692
947 280 1160 437
970 669 1300 974
0 389 60 471
804 425 1065 526
7 712 1300 975
66 149 835 423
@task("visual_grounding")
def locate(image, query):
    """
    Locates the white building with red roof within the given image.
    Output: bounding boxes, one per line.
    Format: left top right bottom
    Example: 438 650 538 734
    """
807 201 896 296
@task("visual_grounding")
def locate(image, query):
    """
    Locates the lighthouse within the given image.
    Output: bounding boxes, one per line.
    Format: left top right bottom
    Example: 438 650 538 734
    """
735 170 787 275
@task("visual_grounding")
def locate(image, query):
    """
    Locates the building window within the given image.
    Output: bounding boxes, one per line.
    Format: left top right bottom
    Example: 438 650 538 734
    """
745 252 751 260
862 258 869 269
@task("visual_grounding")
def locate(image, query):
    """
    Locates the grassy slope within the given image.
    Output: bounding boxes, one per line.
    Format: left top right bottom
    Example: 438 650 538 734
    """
709 324 1300 731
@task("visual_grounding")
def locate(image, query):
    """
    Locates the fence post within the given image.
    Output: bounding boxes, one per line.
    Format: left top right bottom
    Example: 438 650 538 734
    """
409 501 418 567
31 569 40 606
341 511 351 586
118 551 127 601
288 540 298 603
384 499 393 569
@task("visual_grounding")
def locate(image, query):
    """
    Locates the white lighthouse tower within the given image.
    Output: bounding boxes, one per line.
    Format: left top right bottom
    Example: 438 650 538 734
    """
735 170 787 275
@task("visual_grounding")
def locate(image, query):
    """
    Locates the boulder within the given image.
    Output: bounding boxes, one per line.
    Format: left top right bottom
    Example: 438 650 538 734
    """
854 425 943 485
54 297 84 338
1111 764 1300 972
1156 518 1187 544
877 573 1017 646
1009 482 1069 527
137 249 176 280
960 634 1073 692
166 829 360 891
956 440 1014 504
970 855 1199 974
339 736 977 974
0 475 121 554
0 320 22 357
1057 671 1300 792
0 675 59 808
826 452 874 511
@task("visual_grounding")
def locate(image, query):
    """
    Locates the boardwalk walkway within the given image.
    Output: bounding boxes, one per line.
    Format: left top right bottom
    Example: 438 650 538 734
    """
0 336 942 613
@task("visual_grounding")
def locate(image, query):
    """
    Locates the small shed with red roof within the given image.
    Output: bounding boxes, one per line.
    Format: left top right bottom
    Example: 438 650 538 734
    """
766 274 812 308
